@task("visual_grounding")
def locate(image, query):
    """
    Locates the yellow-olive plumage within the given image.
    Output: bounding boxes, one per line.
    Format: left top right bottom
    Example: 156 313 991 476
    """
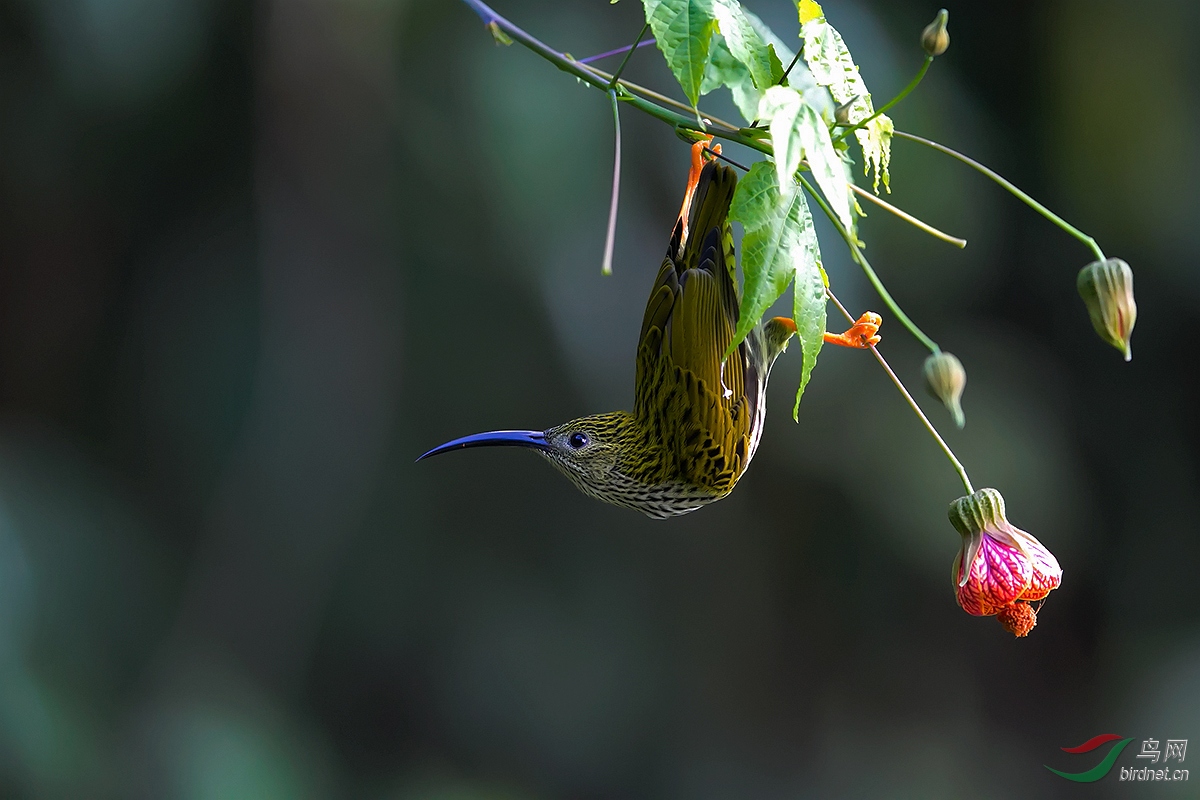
420 152 795 518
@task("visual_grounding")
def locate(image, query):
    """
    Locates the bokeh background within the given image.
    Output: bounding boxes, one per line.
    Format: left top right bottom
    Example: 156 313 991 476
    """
2 0 1198 796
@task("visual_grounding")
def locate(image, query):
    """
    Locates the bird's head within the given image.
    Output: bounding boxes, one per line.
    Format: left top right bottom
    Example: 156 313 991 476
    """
418 412 640 494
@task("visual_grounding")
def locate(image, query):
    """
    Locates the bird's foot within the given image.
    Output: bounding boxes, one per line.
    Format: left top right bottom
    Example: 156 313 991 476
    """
823 312 882 348
678 138 719 232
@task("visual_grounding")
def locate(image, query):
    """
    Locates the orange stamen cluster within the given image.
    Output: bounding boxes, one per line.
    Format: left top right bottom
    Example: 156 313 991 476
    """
823 312 882 348
997 602 1037 637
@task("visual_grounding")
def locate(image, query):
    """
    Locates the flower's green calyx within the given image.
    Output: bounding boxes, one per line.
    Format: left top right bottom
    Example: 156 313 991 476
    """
920 10 950 57
1077 258 1136 361
923 351 966 429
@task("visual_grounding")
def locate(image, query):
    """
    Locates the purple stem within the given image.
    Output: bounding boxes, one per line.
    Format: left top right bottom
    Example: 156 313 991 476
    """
579 38 656 65
602 89 622 275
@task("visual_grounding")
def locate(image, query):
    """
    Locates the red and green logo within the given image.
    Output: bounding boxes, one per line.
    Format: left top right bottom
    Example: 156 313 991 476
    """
1045 734 1135 782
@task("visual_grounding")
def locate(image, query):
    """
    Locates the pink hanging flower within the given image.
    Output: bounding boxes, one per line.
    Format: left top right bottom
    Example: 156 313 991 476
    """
948 488 1062 636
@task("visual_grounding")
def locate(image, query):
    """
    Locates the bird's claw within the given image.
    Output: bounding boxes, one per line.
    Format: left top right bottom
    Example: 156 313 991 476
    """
678 138 719 239
823 312 882 348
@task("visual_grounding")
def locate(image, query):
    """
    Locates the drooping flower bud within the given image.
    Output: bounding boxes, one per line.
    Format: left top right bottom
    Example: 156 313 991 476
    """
920 10 950 57
834 97 859 126
948 488 1062 634
1077 258 1136 361
923 351 966 429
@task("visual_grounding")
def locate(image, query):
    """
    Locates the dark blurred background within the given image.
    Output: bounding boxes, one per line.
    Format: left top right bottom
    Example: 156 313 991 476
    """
2 0 1198 796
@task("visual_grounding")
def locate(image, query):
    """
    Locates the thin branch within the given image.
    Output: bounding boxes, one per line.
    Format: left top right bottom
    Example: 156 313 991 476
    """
894 129 1106 262
797 174 941 354
583 62 743 132
826 289 974 495
848 183 966 248
833 56 932 143
602 89 622 275
606 21 649 87
460 0 768 154
579 37 655 65
703 147 750 172
779 49 804 85
749 46 805 128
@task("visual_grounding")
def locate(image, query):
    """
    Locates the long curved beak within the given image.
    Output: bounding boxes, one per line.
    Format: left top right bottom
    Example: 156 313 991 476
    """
416 430 549 461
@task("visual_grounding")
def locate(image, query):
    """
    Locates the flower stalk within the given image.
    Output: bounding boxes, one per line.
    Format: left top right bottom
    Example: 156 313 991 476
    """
798 174 941 354
848 182 966 248
833 56 932 144
893 129 1106 262
826 288 974 495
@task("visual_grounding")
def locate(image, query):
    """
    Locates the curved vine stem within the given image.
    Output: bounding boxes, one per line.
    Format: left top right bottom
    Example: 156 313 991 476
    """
797 174 941 354
834 56 933 143
826 289 974 495
460 0 767 154
579 37 655 66
583 62 742 132
602 89 622 275
848 182 966 248
894 130 1106 262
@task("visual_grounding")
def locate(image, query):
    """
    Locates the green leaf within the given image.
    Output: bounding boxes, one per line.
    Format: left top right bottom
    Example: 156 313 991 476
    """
727 162 825 417
711 0 774 91
799 8 893 192
749 11 837 126
642 0 717 107
743 6 794 65
486 21 513 46
698 2 786 125
766 44 785 86
791 205 826 419
756 86 851 231
797 102 851 232
727 163 796 353
700 37 759 122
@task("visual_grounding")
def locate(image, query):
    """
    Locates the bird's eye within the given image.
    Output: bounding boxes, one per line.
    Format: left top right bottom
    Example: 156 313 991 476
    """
568 432 590 449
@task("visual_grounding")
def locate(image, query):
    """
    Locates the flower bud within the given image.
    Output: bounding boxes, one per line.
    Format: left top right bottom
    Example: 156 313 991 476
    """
921 10 950 57
1077 258 1136 361
834 97 858 126
923 351 966 429
948 488 1062 626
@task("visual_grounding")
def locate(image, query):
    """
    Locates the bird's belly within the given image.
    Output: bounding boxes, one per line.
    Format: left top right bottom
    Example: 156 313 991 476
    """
586 478 727 519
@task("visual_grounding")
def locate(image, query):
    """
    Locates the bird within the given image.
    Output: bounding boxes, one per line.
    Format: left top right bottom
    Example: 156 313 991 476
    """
419 140 881 518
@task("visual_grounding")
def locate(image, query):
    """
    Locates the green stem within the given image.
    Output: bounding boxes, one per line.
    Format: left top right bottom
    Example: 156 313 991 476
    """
749 50 805 127
833 56 932 143
848 182 966 248
460 0 768 154
583 63 742 132
894 129 1106 262
798 174 941 354
608 20 649 88
826 289 974 495
779 49 804 85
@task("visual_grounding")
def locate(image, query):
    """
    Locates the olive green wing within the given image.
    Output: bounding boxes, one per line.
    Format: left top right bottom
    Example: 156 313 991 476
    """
633 160 753 493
